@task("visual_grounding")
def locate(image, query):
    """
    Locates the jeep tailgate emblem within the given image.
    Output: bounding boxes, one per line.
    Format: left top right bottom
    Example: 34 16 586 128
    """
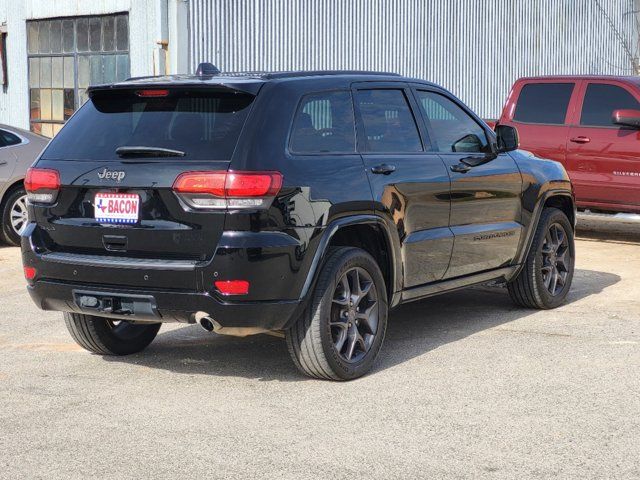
98 168 126 183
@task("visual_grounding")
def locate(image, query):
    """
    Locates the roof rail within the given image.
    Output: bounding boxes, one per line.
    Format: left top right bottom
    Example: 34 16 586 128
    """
260 70 401 79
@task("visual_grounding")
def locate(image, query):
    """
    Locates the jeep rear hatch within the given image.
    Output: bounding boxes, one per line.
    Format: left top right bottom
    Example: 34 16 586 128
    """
31 87 256 265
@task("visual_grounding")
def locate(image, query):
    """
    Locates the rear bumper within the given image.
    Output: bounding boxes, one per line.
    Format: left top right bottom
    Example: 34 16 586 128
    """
27 279 299 330
21 226 311 330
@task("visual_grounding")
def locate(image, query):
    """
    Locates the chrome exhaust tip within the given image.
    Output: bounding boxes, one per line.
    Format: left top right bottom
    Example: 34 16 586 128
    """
199 317 215 332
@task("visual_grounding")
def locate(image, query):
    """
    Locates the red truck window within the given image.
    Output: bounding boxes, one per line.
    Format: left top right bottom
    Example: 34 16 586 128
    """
580 84 640 126
513 83 574 125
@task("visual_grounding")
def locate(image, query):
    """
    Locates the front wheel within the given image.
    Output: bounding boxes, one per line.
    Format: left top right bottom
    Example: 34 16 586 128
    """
64 313 161 355
286 247 388 381
508 207 575 309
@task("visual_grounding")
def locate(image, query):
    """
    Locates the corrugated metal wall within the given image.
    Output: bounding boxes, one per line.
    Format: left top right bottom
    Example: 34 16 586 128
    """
187 0 638 118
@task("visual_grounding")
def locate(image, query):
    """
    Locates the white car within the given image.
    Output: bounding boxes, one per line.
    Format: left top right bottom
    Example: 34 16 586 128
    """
0 124 49 245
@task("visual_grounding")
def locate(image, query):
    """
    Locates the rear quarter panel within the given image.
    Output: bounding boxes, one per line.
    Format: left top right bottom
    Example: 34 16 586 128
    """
222 79 375 302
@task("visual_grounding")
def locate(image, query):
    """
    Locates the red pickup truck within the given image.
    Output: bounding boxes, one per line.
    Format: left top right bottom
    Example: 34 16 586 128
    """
495 76 640 214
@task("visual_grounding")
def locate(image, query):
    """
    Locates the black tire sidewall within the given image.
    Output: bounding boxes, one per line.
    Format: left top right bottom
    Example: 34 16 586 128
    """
316 249 388 380
1 187 26 246
531 209 575 309
65 312 161 355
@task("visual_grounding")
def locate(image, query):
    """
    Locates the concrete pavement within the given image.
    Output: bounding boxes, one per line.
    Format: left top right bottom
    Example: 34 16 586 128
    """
0 228 639 479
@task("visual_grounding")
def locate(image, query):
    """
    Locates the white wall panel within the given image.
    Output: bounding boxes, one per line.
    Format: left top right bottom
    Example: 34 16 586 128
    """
188 0 638 118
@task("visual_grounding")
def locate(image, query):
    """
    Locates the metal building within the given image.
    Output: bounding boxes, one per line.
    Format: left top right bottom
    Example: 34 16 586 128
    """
0 0 637 135
188 0 640 118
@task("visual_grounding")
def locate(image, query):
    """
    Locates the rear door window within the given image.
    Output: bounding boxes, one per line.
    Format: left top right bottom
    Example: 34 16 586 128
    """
289 91 356 153
416 90 490 153
355 89 422 153
580 83 640 127
0 130 22 147
513 83 575 125
41 89 254 161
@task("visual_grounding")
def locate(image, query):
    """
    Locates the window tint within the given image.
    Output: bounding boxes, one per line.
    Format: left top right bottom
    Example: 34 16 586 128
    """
0 129 22 147
513 83 574 124
41 90 254 161
290 91 356 153
580 84 640 127
416 90 490 153
355 89 422 153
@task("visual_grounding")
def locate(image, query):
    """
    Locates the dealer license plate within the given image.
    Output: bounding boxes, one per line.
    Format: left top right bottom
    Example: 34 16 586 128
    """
94 193 140 224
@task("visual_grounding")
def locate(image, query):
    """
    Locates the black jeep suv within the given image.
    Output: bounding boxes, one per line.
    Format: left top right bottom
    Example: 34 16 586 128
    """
22 67 576 380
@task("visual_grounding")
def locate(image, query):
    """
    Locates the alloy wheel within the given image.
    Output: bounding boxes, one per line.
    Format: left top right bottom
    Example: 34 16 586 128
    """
330 267 379 363
541 223 570 296
10 194 29 237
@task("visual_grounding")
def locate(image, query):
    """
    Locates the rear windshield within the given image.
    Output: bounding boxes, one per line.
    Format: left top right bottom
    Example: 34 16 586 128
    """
41 89 254 161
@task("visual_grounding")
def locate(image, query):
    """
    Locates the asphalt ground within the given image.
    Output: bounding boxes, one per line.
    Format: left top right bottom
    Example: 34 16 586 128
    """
1 221 639 479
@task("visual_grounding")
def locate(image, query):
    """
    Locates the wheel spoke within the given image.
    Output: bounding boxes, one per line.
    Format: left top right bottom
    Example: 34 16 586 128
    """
355 302 378 334
334 329 348 353
556 251 567 271
329 319 348 331
345 333 357 360
557 270 567 286
550 226 560 250
356 281 372 307
352 269 361 298
549 269 559 294
355 330 367 352
332 276 351 306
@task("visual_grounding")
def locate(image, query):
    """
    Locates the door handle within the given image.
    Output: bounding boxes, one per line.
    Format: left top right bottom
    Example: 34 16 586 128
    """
570 136 591 144
450 163 472 173
371 164 396 175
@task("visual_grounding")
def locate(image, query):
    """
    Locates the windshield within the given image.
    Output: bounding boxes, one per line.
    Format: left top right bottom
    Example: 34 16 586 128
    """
41 89 254 161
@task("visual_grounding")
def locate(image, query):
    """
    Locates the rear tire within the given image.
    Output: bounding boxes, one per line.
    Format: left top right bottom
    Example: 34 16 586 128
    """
64 313 161 355
286 247 388 380
508 207 575 309
1 187 28 246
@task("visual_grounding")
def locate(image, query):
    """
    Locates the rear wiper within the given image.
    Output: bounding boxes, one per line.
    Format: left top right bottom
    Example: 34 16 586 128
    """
115 146 186 158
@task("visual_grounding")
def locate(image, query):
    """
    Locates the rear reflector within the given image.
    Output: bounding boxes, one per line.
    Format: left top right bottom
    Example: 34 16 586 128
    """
136 89 169 97
25 168 60 204
173 171 283 210
24 266 36 280
214 280 250 296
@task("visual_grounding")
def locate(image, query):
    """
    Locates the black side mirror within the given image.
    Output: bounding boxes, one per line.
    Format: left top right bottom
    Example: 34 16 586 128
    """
495 125 519 152
612 109 640 129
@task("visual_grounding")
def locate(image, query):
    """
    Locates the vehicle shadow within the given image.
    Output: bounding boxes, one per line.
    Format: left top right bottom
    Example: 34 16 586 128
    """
105 268 620 381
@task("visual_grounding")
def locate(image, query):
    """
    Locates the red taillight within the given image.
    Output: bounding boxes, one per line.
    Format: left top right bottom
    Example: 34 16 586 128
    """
24 266 36 281
214 280 250 296
225 172 283 197
136 89 169 97
172 171 283 209
173 172 227 197
25 168 60 204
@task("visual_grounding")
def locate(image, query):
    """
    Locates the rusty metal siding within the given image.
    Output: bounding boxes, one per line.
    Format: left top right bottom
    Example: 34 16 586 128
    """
187 0 638 118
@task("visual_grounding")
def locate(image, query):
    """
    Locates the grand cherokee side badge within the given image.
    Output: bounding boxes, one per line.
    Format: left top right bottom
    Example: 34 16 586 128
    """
98 168 126 183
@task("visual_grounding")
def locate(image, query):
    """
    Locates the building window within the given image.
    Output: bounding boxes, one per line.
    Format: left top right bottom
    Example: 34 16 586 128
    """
27 14 130 137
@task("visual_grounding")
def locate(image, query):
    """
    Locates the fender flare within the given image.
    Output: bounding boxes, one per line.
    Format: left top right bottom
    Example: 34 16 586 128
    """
509 188 575 281
297 214 403 306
